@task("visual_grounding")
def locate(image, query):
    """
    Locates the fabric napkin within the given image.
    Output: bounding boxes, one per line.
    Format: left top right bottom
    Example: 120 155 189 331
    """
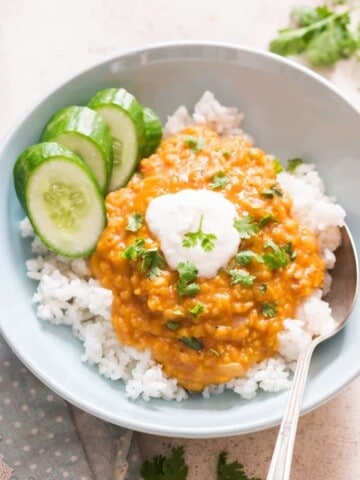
0 335 141 480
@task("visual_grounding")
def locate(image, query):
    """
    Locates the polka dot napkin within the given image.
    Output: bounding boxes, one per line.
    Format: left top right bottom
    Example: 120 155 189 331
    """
0 336 140 480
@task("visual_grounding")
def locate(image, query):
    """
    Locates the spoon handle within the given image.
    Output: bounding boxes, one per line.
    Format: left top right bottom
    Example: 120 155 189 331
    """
266 341 316 480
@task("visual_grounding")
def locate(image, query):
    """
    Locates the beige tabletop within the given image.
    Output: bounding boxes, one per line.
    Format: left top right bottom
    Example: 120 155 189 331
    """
1 1 359 479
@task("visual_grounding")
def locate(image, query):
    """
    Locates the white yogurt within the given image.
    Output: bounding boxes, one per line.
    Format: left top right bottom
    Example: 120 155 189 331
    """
145 189 241 278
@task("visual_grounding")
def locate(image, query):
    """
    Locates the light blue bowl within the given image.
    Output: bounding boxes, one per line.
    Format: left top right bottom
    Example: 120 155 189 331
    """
0 43 359 438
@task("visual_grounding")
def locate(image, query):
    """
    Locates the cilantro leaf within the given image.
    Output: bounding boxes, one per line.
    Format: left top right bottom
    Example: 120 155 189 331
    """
258 213 276 229
287 158 304 172
273 158 284 174
121 238 146 261
262 301 278 318
141 446 188 480
209 171 231 189
228 269 256 287
166 321 181 331
183 215 217 252
217 451 261 480
125 212 144 232
284 242 297 261
262 240 290 270
141 248 164 279
269 6 359 67
176 262 200 297
235 250 264 266
233 215 259 239
261 186 283 199
189 303 204 318
259 283 267 294
180 337 204 351
183 136 205 153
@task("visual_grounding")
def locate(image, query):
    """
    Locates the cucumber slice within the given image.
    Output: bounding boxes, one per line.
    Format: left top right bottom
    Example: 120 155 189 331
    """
88 88 145 192
142 107 163 157
13 142 106 258
41 106 112 193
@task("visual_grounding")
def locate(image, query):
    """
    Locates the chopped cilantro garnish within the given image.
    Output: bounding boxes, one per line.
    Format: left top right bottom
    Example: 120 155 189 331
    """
258 213 276 229
189 303 204 318
273 158 284 174
121 239 164 279
261 186 283 198
262 240 290 270
141 248 164 279
235 250 264 266
121 238 146 261
262 301 278 318
287 158 305 173
259 283 267 294
125 212 144 232
166 321 181 331
140 446 188 480
217 451 261 480
183 136 205 153
180 337 203 351
222 150 231 158
183 214 217 252
176 261 200 297
284 242 297 261
233 215 259 239
209 171 231 189
228 269 256 287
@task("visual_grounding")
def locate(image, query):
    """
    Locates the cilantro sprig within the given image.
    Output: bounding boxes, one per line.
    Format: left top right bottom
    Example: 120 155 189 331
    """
176 261 200 297
269 5 360 67
183 215 217 252
262 240 290 270
121 238 164 279
217 451 261 480
233 215 259 239
235 250 264 267
125 212 144 232
141 446 188 480
228 269 256 287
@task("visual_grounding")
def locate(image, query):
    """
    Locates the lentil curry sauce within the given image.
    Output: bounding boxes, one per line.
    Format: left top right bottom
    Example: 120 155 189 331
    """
90 126 324 391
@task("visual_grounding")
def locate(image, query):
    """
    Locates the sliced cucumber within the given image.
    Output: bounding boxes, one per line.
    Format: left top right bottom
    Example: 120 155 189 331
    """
88 88 145 192
142 107 163 157
41 106 112 193
13 142 106 258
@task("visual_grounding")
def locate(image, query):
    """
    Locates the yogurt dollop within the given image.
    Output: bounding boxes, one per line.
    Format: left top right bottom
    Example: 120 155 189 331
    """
145 189 241 278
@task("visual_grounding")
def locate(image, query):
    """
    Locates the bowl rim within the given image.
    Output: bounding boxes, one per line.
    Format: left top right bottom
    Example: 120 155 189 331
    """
1 41 359 438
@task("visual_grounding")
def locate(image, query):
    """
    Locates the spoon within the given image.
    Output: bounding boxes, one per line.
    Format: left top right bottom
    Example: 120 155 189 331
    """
266 225 359 480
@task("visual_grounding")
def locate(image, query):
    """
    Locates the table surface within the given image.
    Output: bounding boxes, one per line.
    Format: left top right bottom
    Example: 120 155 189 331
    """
1 1 359 479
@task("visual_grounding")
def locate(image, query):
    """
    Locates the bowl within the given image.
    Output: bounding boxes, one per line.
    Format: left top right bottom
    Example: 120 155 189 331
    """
1 42 359 438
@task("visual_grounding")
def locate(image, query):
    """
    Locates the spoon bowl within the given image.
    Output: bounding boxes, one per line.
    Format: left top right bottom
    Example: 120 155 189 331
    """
267 224 359 480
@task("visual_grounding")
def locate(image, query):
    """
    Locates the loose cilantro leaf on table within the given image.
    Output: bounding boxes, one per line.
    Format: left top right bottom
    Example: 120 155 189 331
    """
217 451 261 480
183 214 217 252
125 212 144 232
262 240 290 270
176 261 200 297
233 215 259 239
141 446 188 480
209 171 231 189
269 5 360 66
183 136 206 153
228 269 256 287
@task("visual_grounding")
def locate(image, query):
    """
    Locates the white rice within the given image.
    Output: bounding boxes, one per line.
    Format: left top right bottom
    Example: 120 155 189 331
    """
21 91 346 401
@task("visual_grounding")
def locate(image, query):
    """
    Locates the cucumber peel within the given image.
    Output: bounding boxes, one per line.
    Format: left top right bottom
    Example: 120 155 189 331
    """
142 107 163 157
88 88 145 192
13 142 106 258
41 106 112 193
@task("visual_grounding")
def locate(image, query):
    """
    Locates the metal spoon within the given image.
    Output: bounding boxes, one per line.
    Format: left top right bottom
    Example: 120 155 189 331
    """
267 225 359 480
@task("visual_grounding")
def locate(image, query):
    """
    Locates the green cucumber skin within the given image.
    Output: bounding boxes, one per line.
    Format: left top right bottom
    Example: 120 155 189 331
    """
142 107 163 157
41 106 113 192
88 88 145 190
13 142 106 258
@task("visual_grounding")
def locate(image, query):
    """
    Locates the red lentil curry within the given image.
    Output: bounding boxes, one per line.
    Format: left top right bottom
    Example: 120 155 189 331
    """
90 126 324 391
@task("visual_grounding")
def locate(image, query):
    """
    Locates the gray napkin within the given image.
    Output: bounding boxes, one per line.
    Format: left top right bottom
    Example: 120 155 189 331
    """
0 335 141 480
